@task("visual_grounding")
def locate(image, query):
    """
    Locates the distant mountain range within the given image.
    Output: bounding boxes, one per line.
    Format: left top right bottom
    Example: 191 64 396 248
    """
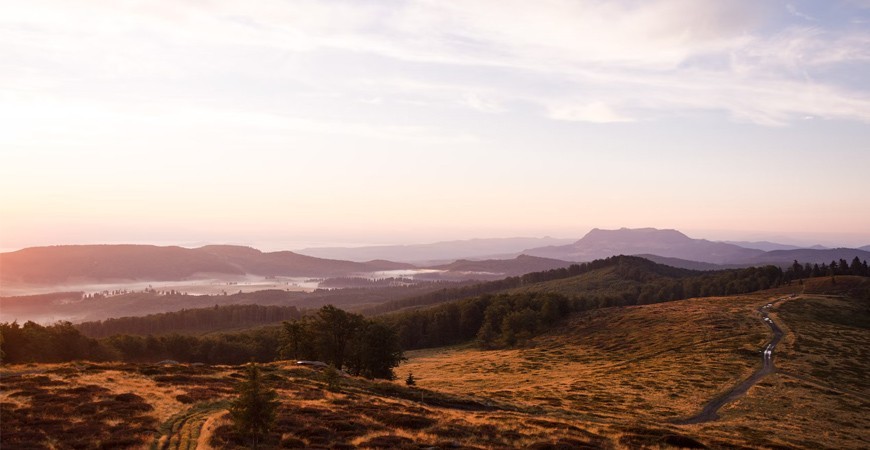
0 245 414 285
523 228 870 268
524 228 765 264
3 231 867 288
297 237 575 263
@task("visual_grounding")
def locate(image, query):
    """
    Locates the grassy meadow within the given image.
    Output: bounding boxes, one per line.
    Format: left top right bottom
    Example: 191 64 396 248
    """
400 279 869 449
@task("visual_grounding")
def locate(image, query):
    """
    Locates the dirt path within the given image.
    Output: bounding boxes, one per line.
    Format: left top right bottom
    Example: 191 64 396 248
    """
674 296 791 425
152 400 230 450
195 409 228 450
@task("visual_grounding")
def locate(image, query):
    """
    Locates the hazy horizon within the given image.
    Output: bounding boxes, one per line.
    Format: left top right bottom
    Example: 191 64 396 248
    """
3 1 869 253
2 225 869 254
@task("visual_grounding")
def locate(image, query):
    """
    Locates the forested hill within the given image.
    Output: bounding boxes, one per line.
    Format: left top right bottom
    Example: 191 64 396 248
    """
379 256 787 350
361 255 697 316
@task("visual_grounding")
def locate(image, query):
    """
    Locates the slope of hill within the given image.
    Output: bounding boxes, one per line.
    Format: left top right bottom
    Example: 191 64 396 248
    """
633 254 727 271
721 240 804 251
427 254 573 277
363 255 786 319
525 227 764 264
377 256 788 351
861 245 870 251
0 244 414 285
402 279 869 449
296 236 575 263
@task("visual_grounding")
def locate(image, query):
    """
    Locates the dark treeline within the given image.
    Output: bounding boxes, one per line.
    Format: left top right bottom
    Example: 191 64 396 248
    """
381 256 787 350
1 306 404 379
361 256 692 316
783 257 868 281
76 304 303 338
1 320 281 365
0 321 115 363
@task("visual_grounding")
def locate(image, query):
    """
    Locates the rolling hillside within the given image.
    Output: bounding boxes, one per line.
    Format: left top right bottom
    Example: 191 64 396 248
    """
401 277 870 449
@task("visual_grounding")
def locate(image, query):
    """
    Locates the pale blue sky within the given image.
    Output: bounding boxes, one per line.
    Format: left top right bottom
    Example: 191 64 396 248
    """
2 0 869 250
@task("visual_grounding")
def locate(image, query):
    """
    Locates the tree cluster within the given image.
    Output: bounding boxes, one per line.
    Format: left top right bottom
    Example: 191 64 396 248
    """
784 257 869 281
103 328 282 364
0 321 113 363
0 306 405 381
279 305 404 379
0 321 281 365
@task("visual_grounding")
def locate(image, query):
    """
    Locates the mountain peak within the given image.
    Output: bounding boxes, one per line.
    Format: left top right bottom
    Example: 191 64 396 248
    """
579 227 690 245
524 227 762 265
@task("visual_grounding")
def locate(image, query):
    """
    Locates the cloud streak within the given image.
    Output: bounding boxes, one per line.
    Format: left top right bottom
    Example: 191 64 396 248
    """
3 0 869 126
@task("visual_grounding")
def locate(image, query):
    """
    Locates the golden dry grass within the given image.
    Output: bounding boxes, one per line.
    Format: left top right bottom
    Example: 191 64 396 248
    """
400 284 869 449
401 294 770 421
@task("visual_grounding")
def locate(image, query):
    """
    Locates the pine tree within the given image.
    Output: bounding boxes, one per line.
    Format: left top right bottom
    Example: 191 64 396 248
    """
405 372 416 386
230 363 279 448
323 365 342 392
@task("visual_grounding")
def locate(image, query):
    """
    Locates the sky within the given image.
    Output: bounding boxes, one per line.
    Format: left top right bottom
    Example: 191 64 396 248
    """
2 0 870 251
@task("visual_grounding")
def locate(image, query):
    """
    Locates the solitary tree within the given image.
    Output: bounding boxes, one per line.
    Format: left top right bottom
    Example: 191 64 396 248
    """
405 372 416 386
230 363 279 448
323 364 342 392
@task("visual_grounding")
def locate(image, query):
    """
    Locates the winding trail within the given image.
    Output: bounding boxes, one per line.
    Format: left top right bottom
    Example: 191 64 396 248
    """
194 409 227 450
675 296 790 425
151 401 230 450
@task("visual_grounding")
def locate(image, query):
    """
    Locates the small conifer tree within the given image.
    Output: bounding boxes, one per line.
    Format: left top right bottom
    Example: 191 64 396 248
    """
230 363 279 448
324 365 342 392
405 372 416 386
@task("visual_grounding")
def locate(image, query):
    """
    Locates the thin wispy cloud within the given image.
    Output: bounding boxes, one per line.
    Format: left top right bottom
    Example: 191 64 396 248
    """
3 0 869 127
786 4 816 21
